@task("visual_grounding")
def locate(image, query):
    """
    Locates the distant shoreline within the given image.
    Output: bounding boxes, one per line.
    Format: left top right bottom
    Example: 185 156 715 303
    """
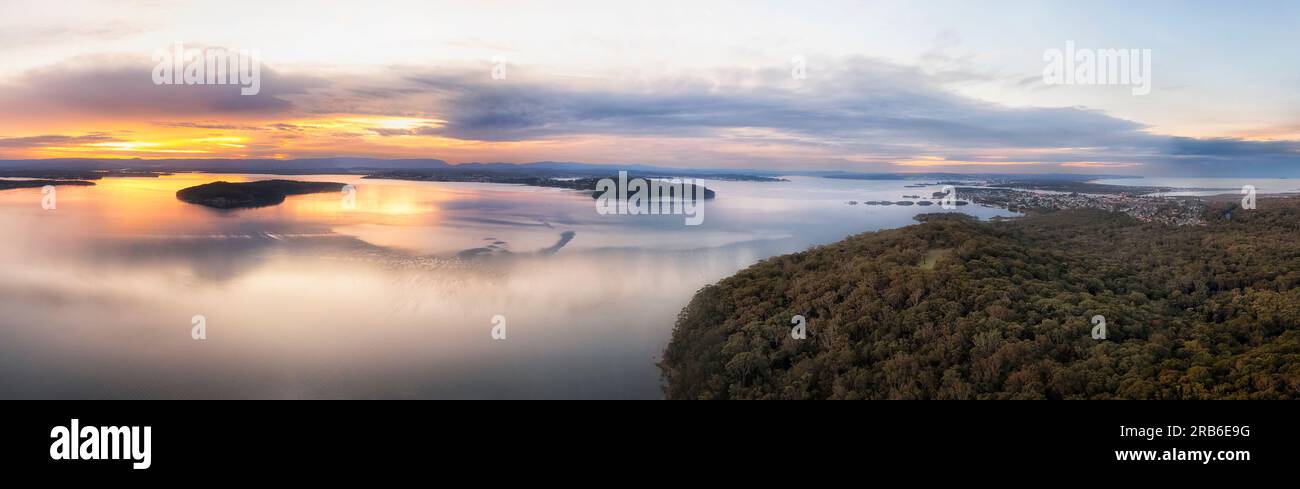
0 179 95 191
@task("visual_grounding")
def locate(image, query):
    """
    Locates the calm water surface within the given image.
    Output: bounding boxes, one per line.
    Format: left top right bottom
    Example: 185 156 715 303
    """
0 174 1014 398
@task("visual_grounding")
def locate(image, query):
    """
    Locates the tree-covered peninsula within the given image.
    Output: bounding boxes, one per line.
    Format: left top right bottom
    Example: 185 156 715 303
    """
661 200 1300 400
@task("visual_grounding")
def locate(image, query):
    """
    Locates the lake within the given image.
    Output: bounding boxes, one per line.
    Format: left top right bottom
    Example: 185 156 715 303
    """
0 173 1015 399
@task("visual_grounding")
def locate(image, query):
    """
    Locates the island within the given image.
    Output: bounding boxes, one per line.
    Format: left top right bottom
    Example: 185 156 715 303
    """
661 198 1300 400
586 177 715 200
176 180 347 209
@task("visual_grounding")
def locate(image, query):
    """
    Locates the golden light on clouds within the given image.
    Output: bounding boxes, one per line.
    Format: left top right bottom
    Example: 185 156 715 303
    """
11 116 469 159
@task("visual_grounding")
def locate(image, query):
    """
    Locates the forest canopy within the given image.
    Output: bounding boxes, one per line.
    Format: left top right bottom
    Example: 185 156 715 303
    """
660 200 1300 400
176 180 346 209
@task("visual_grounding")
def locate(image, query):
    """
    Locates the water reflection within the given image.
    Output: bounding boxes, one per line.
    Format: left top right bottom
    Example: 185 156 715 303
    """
0 173 1015 398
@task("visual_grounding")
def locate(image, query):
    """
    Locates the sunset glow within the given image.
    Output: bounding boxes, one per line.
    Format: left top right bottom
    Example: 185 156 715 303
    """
2 0 1298 175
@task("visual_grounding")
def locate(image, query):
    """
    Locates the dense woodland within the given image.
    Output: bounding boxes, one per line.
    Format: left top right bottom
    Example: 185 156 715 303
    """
176 180 346 209
660 199 1300 399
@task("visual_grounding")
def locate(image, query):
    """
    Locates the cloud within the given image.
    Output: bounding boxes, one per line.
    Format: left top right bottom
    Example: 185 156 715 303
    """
0 54 324 119
1166 137 1300 157
392 59 1148 151
152 121 262 130
0 132 121 148
362 58 1296 175
3 52 1299 175
367 126 441 137
0 20 148 50
1059 161 1143 169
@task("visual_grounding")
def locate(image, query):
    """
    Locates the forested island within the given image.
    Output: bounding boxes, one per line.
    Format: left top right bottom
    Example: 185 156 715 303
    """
661 199 1300 400
586 178 715 200
176 180 347 209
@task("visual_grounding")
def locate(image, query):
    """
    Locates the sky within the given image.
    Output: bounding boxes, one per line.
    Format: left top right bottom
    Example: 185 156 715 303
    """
0 0 1297 175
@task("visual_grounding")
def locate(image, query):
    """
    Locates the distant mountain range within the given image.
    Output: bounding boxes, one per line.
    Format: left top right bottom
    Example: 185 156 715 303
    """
0 157 1136 181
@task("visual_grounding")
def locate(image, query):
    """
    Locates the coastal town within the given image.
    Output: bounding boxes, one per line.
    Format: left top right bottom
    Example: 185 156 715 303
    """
851 180 1223 226
951 186 1211 226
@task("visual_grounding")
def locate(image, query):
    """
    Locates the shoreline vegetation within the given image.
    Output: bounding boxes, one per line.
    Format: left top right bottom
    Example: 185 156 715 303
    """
0 179 95 190
176 180 347 209
660 197 1300 400
0 169 171 180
